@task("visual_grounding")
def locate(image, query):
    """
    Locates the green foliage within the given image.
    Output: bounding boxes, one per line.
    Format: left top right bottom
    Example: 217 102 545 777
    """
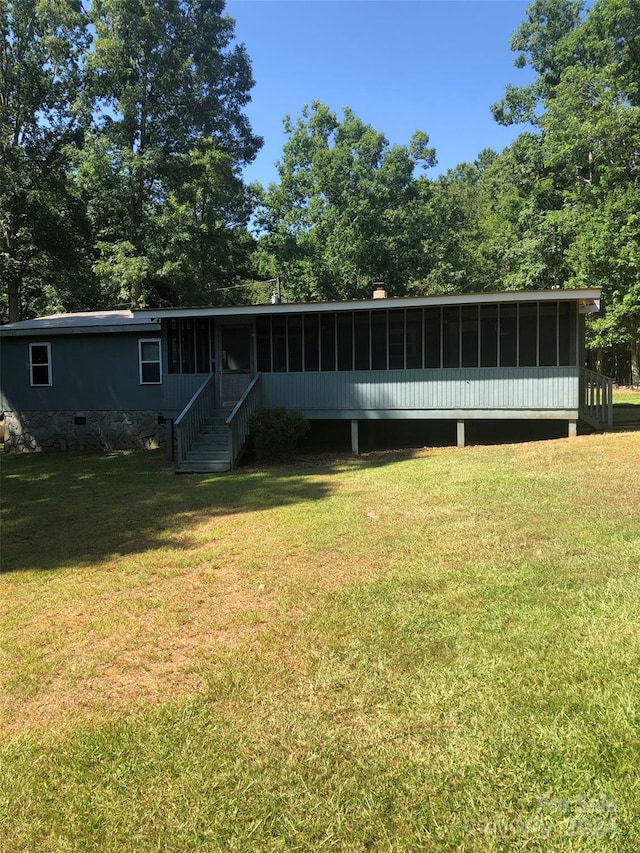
256 102 435 301
249 407 310 462
83 0 262 308
0 0 92 322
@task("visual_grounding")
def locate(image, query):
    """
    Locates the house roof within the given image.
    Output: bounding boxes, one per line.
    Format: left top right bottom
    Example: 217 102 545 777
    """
0 288 602 336
0 310 160 337
133 287 602 320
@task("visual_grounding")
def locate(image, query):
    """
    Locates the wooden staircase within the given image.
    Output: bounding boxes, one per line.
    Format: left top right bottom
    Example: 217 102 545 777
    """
175 373 263 474
178 409 231 473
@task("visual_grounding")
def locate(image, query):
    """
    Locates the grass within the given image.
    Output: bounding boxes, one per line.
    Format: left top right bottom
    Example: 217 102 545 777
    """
1 432 639 852
613 386 640 406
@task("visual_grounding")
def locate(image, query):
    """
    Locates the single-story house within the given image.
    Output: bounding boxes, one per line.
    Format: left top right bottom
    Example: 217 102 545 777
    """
0 287 612 471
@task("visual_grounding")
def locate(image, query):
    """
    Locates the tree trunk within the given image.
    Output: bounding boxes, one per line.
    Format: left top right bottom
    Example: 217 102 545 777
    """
6 265 21 323
4 221 22 322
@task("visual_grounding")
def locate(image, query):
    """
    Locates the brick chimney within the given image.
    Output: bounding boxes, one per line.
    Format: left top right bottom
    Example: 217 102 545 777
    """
373 283 387 299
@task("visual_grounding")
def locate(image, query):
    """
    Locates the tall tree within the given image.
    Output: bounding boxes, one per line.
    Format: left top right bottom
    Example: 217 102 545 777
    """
256 102 435 301
491 0 585 126
0 0 90 322
84 0 261 308
491 0 640 382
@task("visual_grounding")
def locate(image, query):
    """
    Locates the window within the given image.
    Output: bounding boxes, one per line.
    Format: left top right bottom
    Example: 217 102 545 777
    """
30 343 52 386
167 318 214 374
139 339 162 384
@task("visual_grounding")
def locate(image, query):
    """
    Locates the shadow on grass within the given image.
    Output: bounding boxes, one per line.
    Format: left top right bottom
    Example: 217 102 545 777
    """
0 448 403 573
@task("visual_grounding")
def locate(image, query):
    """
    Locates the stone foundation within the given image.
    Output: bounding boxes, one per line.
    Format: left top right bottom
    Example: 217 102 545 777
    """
3 410 166 453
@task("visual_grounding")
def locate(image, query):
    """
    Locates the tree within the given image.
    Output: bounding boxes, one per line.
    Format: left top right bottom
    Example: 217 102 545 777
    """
492 0 640 381
0 0 90 322
491 0 585 126
256 102 436 301
83 0 261 308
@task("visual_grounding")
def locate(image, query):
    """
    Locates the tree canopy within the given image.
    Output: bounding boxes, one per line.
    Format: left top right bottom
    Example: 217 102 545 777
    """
1 0 638 382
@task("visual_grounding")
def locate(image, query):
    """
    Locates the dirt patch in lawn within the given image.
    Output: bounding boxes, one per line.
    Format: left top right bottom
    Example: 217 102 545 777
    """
1 528 380 739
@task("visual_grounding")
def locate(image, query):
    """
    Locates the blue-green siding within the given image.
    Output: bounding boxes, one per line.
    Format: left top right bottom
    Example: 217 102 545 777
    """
1 332 163 412
261 367 580 418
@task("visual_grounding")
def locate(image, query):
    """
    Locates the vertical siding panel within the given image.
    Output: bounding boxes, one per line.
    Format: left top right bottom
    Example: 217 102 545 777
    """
261 366 579 415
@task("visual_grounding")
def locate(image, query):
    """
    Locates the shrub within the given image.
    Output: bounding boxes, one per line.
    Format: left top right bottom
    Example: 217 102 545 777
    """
249 407 310 462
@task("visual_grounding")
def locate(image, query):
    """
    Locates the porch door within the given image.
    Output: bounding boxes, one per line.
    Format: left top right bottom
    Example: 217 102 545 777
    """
218 323 253 406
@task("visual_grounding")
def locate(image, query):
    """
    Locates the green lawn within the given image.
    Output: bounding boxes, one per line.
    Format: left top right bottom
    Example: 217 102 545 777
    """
613 387 640 405
1 432 639 852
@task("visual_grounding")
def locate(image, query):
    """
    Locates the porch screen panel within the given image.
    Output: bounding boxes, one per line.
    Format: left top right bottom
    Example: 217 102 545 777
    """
371 311 387 370
500 305 517 367
558 302 575 365
288 315 303 371
442 307 460 369
304 315 320 371
168 320 181 373
337 313 353 371
461 306 479 367
538 302 558 366
195 319 213 373
320 314 336 371
424 308 441 368
389 310 405 369
272 317 287 371
256 317 272 372
406 309 423 369
480 305 498 367
519 303 537 366
354 312 370 370
180 320 196 373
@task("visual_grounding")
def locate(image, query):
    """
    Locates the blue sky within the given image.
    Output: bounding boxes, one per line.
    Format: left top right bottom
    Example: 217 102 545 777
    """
226 0 535 187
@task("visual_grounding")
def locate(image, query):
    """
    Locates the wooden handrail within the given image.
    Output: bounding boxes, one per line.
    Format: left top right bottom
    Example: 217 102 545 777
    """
580 368 613 428
226 373 262 468
174 373 217 464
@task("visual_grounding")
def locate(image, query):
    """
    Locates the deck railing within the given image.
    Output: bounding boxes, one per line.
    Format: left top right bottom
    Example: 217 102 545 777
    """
580 368 613 428
174 373 216 464
226 373 262 468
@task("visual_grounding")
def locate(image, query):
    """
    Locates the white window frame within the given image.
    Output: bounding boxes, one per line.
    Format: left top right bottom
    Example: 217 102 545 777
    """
139 338 162 385
29 342 52 387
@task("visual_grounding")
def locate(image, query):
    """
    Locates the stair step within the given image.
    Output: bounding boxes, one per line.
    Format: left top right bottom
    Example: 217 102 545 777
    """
193 437 228 448
186 450 230 461
178 460 231 473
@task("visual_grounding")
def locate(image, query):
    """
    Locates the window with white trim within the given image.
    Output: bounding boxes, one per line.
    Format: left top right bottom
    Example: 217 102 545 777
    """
29 343 52 386
139 338 162 384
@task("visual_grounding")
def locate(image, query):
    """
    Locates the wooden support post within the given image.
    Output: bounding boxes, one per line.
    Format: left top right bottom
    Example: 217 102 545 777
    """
568 420 577 438
351 419 359 455
456 419 465 448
